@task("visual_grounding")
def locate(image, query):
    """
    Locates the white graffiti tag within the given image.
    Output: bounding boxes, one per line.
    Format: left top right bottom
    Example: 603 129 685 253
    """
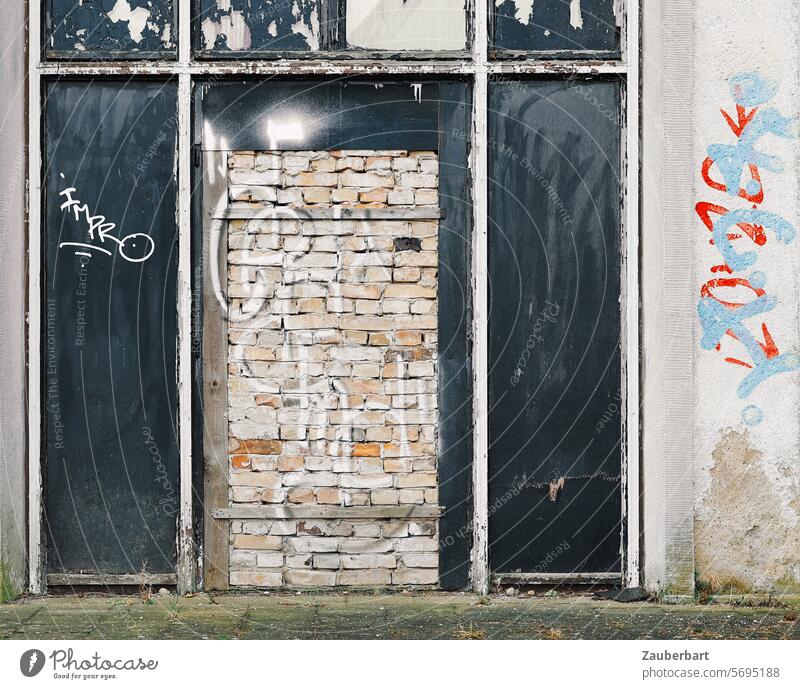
58 181 155 263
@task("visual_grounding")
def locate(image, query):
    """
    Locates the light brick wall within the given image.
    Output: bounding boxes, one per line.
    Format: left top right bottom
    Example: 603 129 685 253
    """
225 150 440 588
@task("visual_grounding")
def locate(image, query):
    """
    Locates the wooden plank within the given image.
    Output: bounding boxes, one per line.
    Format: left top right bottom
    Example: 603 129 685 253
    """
27 0 44 595
212 505 444 520
202 151 231 591
471 0 490 596
177 72 196 595
493 572 621 585
47 573 177 586
218 207 444 221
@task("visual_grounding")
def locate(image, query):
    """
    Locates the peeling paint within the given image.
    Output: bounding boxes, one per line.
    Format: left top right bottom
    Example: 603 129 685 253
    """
493 0 618 53
107 0 151 43
49 0 174 54
569 0 583 30
547 477 565 502
496 0 534 26
198 0 320 52
696 430 800 591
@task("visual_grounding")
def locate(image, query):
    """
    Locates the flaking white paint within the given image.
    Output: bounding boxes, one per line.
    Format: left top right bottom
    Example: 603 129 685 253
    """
497 0 534 26
569 0 584 29
106 0 151 44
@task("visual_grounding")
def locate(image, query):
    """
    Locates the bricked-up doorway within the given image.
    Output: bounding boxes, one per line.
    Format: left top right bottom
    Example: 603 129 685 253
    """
196 81 474 591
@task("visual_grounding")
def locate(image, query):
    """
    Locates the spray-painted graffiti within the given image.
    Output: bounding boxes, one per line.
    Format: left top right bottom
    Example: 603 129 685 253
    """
58 176 155 264
696 73 800 426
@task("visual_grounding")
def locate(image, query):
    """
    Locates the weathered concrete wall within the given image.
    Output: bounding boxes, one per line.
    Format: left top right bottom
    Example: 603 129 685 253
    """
0 0 27 598
225 150 441 588
692 0 800 593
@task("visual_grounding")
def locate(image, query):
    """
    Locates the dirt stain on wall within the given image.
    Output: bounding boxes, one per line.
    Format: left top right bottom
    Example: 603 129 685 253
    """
695 430 800 593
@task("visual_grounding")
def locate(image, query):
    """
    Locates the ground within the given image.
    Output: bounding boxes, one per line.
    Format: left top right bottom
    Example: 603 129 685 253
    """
1 592 799 640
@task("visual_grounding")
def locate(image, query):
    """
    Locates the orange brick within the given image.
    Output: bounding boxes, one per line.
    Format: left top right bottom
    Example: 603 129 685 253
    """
231 455 251 469
234 439 282 455
395 331 422 346
255 394 281 408
353 443 381 457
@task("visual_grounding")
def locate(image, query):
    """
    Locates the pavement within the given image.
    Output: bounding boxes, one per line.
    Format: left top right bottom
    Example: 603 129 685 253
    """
1 592 799 640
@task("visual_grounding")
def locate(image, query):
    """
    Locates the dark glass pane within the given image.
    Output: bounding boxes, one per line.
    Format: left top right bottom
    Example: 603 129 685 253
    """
492 0 619 55
197 0 322 52
47 0 175 57
44 81 179 573
487 80 622 573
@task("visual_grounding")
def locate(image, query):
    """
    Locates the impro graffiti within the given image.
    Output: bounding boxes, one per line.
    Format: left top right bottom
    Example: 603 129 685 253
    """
696 73 800 426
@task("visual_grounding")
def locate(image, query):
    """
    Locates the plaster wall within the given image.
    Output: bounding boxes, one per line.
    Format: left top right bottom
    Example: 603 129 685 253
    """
691 0 800 593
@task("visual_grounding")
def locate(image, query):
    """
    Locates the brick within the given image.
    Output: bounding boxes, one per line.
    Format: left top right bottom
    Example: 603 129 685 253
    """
313 554 341 569
394 537 437 552
259 489 287 503
371 489 399 505
230 571 282 587
269 521 298 535
251 186 278 202
353 523 382 538
366 156 391 170
284 314 338 330
289 537 339 553
231 455 251 469
400 553 438 568
338 474 393 489
255 394 281 408
317 488 343 504
230 169 282 186
392 569 438 585
359 188 388 203
234 439 282 455
398 489 424 504
303 187 332 204
409 521 436 536
233 535 282 550
288 488 315 503
338 538 393 553
352 443 381 457
335 157 366 172
230 472 282 489
284 569 336 586
256 552 284 568
229 152 255 168
336 569 392 586
331 187 359 202
340 171 395 188
285 171 338 187
384 459 413 473
341 554 396 569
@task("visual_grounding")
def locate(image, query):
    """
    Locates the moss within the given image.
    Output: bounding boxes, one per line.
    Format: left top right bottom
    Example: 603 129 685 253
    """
0 562 19 603
774 577 800 595
695 572 714 604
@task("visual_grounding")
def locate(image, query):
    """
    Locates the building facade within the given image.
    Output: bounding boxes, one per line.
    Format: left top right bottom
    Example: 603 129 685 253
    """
0 0 798 600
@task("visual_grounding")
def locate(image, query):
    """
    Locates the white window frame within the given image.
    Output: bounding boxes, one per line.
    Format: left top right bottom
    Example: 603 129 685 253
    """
27 0 640 594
